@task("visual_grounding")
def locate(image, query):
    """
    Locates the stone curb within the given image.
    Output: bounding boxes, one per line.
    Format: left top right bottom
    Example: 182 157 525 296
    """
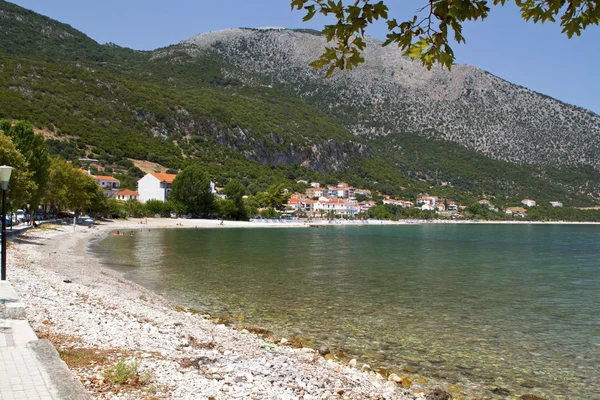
28 339 93 399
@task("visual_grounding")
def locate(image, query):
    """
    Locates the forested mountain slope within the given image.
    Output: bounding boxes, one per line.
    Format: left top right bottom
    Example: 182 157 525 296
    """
175 28 600 169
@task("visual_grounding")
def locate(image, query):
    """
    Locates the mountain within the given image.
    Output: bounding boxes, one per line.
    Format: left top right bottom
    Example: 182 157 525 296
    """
174 28 600 169
1 1 600 205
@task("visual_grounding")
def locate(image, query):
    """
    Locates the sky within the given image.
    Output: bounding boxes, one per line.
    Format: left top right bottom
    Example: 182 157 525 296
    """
8 0 600 115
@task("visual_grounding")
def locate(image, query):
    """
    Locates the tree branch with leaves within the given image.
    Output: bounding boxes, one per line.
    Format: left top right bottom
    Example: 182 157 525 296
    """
291 0 600 73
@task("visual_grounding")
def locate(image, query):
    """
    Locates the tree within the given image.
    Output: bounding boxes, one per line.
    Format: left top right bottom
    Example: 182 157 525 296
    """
3 121 50 212
254 183 291 211
221 179 248 220
44 157 72 213
0 134 37 208
291 0 600 72
44 157 105 215
170 165 215 216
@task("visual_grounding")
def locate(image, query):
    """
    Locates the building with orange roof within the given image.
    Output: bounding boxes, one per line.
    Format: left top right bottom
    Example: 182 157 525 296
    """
90 175 120 198
114 189 139 201
137 173 177 203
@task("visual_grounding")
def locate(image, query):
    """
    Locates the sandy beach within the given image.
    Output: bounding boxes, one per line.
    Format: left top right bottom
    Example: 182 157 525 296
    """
7 219 427 400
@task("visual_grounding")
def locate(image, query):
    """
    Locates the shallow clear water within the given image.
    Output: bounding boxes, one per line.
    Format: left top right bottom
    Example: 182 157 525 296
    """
90 224 600 399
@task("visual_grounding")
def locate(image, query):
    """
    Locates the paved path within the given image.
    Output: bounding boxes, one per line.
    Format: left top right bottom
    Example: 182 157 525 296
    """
0 281 91 400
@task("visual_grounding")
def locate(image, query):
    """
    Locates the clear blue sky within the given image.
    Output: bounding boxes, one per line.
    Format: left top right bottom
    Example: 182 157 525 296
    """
8 0 600 115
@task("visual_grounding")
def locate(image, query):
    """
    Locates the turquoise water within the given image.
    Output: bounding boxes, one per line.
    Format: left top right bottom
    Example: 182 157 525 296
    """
90 224 600 399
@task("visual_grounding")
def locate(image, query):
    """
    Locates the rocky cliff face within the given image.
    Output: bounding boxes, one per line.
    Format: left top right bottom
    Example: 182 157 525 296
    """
156 28 600 169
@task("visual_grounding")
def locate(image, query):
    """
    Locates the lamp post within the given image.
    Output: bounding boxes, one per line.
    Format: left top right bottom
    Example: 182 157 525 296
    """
1 166 14 281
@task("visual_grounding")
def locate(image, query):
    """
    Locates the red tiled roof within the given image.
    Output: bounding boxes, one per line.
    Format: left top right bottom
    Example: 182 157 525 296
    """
150 173 177 183
116 189 139 196
94 175 120 182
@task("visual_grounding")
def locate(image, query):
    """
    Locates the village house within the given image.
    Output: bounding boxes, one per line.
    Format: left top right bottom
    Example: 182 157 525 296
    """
91 175 120 198
285 197 304 213
114 189 139 201
550 201 563 207
506 207 527 217
321 198 359 216
306 187 325 198
303 199 325 217
327 182 355 199
138 173 177 203
359 200 377 213
137 172 216 204
446 201 458 211
416 196 439 206
421 203 436 211
383 198 406 207
521 199 536 207
477 199 492 207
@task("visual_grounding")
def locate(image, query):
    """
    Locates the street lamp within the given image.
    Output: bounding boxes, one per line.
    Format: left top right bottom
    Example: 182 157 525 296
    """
1 165 14 281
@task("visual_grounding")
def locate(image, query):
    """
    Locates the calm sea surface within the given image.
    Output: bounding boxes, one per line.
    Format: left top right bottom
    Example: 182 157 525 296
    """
90 224 600 399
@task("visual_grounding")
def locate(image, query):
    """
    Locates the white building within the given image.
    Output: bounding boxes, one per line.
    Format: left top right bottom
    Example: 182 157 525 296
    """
91 175 120 198
521 199 537 207
138 172 216 204
138 173 177 203
114 189 139 201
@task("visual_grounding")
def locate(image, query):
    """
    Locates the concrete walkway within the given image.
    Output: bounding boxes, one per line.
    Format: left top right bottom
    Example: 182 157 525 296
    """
0 281 91 400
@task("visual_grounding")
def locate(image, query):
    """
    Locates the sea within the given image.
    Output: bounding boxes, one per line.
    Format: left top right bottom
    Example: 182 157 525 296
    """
89 223 600 399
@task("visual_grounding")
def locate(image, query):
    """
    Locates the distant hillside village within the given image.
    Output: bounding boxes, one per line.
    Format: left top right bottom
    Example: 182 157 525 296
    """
88 171 565 220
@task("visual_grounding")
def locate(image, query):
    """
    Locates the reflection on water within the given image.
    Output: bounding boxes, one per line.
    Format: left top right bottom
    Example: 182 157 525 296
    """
91 224 600 399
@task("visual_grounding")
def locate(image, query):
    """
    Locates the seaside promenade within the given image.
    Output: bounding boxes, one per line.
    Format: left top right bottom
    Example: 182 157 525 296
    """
1 222 90 400
0 281 90 399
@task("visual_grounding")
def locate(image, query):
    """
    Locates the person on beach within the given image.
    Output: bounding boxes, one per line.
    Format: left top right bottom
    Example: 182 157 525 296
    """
220 218 224 225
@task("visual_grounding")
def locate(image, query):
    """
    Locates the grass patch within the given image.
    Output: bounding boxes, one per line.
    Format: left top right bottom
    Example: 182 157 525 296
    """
103 357 151 387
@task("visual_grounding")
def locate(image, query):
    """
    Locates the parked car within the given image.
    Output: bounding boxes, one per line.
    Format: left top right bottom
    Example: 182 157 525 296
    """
4 215 12 227
16 209 25 222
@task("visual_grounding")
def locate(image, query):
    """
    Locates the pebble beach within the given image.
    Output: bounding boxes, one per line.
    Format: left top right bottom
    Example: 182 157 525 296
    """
8 219 428 400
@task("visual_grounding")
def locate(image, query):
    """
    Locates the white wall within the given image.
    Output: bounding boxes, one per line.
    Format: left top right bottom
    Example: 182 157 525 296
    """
138 174 165 204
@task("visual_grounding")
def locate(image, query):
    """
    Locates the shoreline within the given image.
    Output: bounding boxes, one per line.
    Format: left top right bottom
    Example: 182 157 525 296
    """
9 220 423 399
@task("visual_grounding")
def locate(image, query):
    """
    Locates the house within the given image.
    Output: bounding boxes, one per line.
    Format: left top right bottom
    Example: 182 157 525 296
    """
93 175 120 190
417 196 439 206
436 203 446 212
521 199 536 207
327 182 355 199
306 187 325 198
321 198 359 216
114 189 139 201
506 207 527 217
477 199 492 207
359 200 377 213
138 172 217 204
550 201 563 207
383 198 406 207
303 199 325 217
286 197 304 213
421 203 436 211
90 175 120 198
138 173 177 203
446 201 458 211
